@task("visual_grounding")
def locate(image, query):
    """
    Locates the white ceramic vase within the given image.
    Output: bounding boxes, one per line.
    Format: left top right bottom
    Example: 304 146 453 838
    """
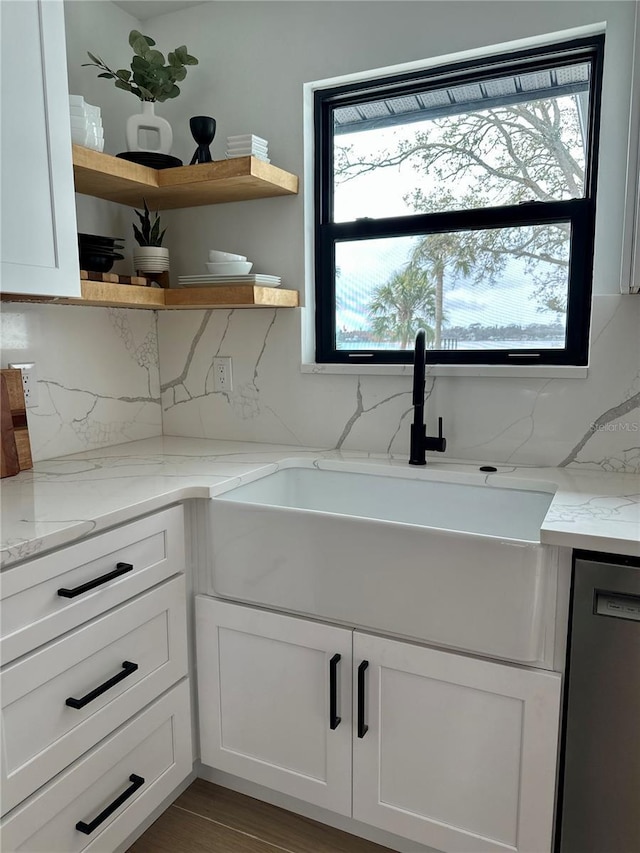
133 246 170 273
126 101 172 154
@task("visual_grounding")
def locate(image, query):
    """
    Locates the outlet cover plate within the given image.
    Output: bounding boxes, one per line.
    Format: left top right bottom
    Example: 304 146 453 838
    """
213 356 233 392
7 362 38 408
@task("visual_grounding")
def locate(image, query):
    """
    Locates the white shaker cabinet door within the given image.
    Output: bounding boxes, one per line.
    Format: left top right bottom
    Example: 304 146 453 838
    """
353 631 562 853
196 596 353 816
0 0 79 297
621 2 640 293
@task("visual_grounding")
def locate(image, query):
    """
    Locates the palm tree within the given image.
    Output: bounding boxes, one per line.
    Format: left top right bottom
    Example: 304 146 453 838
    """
368 264 436 349
410 230 476 348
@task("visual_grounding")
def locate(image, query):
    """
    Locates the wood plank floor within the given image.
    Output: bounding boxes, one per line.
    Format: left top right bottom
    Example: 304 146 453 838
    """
127 779 396 853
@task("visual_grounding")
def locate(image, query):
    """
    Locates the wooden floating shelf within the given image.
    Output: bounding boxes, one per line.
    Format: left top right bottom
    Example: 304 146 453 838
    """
164 285 299 309
1 280 300 310
72 145 299 209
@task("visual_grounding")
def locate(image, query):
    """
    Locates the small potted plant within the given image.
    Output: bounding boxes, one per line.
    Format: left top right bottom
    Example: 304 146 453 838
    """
83 30 198 155
132 200 169 273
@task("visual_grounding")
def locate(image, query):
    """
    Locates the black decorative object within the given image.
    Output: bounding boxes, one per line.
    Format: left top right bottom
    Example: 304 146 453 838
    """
189 116 216 164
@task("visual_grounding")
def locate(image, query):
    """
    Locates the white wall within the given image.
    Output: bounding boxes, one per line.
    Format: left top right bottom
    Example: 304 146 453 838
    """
149 1 639 472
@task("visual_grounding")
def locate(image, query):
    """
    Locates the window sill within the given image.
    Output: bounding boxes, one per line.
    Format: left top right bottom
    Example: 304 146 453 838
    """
301 363 589 379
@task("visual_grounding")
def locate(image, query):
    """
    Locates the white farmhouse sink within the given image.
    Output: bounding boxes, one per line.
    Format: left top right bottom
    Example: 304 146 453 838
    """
209 463 558 663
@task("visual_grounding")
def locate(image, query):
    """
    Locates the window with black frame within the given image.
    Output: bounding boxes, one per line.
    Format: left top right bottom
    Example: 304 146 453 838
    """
314 36 604 365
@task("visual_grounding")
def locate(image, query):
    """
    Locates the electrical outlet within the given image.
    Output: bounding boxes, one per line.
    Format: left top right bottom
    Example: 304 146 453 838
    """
213 356 233 392
8 362 38 408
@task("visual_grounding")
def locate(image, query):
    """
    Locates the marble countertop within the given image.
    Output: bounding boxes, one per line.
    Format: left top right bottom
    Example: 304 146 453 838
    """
1 436 638 568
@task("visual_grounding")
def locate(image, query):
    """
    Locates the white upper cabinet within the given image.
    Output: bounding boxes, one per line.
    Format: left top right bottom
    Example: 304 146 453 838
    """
0 0 79 298
621 1 640 294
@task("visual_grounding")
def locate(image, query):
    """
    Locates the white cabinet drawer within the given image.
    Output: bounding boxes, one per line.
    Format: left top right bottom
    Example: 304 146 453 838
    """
0 680 192 853
1 506 185 665
1 576 188 814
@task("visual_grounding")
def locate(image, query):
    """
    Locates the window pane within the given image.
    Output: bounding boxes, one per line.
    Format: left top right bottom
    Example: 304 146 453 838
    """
335 224 569 352
333 62 589 223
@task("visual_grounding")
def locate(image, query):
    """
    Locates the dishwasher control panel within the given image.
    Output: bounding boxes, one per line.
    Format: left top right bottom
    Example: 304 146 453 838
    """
595 590 640 622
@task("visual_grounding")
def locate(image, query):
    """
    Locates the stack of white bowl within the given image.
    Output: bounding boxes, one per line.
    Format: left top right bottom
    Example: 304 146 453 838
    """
225 134 269 163
69 95 104 152
206 249 253 276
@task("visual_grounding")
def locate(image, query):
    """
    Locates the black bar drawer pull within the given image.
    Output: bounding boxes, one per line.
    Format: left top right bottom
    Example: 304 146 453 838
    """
66 661 138 710
76 773 144 835
58 562 134 598
357 660 369 738
329 653 341 730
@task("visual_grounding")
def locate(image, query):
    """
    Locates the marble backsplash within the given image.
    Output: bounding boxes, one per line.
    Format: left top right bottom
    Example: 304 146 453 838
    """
0 303 162 461
1 293 637 471
157 293 640 473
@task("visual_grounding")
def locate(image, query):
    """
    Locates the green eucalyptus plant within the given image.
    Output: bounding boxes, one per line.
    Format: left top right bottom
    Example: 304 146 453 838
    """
133 200 166 247
83 30 198 102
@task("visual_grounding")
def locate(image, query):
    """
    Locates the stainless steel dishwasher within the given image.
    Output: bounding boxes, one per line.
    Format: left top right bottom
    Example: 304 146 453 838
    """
557 551 640 853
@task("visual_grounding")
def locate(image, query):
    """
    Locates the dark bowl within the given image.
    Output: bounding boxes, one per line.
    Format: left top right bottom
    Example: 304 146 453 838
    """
116 152 183 169
79 251 124 273
79 245 125 256
78 232 125 247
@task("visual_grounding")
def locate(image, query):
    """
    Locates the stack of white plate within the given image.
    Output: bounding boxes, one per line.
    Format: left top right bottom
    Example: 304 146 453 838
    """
178 274 282 288
226 134 269 163
177 249 282 287
70 95 104 152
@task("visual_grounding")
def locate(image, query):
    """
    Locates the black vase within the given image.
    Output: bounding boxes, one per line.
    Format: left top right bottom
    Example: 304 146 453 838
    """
189 116 216 165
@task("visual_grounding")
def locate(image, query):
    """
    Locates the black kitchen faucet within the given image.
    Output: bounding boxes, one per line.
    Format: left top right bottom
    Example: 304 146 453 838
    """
409 329 447 465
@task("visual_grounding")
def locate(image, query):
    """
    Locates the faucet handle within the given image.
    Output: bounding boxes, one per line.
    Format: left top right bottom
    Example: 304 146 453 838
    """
424 417 447 453
437 417 447 452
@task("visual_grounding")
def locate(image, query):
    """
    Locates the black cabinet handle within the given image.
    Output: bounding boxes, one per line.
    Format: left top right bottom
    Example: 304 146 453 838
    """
329 653 341 730
58 562 134 598
76 774 144 835
66 661 138 710
357 660 369 738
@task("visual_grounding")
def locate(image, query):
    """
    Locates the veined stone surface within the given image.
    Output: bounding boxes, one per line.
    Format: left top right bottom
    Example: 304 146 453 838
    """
0 303 162 461
0 294 636 472
157 294 640 473
1 437 638 567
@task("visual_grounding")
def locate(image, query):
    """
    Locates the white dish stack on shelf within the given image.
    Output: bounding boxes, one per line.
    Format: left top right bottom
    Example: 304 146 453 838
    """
69 95 104 152
177 249 282 288
178 275 282 288
225 134 270 163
